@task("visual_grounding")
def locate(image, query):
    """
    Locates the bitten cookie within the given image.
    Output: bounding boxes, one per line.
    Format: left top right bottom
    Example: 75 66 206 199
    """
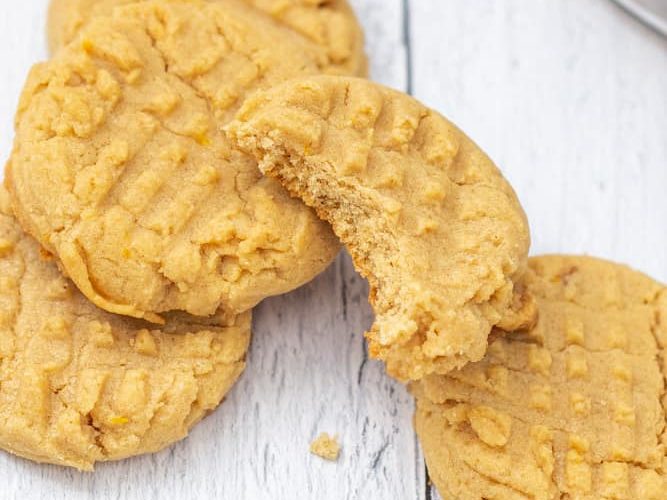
227 76 533 381
7 0 340 322
47 0 368 76
414 255 667 499
0 186 251 470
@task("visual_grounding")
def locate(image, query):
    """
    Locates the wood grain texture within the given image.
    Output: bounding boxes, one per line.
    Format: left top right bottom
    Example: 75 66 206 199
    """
0 1 665 499
0 1 423 500
409 0 667 281
406 0 667 498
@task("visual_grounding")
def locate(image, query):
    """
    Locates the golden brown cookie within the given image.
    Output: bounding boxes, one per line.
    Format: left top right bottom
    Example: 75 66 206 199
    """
8 0 341 322
47 0 367 76
0 186 250 471
414 255 667 499
227 76 533 381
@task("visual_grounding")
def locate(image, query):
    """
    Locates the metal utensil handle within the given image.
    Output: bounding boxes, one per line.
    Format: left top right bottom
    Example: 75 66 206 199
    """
611 0 667 37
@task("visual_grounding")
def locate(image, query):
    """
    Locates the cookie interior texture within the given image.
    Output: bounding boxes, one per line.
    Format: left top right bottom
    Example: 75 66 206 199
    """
413 255 667 499
8 0 342 322
47 0 368 77
227 75 534 381
0 187 250 470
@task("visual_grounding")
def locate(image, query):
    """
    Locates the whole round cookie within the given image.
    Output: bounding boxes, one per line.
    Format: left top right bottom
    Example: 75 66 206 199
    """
227 76 534 381
47 0 367 76
8 0 340 322
0 186 251 470
414 255 667 499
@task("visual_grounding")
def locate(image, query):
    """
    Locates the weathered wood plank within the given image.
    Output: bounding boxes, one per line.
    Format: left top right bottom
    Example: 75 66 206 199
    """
0 1 425 499
409 0 667 280
407 0 667 497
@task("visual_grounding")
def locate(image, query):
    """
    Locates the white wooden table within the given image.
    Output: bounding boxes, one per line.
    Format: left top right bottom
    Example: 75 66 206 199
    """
0 1 665 499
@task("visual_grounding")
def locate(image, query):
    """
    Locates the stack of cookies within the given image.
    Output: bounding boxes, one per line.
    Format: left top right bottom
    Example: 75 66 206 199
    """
2 0 365 471
1 1 665 498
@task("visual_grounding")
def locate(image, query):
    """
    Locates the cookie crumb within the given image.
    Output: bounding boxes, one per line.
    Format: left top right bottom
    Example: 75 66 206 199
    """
310 433 340 461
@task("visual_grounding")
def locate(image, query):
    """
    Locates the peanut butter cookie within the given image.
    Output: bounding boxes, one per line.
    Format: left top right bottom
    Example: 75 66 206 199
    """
414 255 667 499
0 186 250 470
47 0 367 76
7 0 340 322
227 76 533 381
